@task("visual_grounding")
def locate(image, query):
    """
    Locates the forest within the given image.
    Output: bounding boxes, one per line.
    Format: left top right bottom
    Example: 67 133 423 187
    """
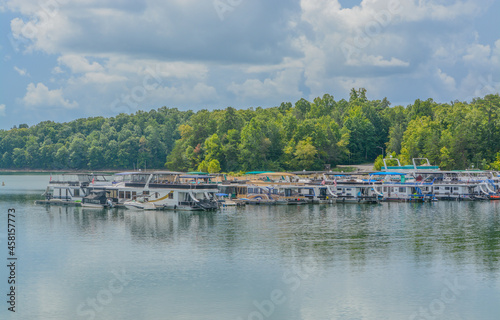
1 89 499 173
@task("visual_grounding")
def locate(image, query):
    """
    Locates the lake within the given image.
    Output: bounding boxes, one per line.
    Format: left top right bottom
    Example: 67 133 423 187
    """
1 174 499 319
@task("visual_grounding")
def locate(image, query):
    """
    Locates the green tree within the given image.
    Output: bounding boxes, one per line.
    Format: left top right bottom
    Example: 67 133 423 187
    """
207 159 221 173
197 160 209 173
293 137 318 170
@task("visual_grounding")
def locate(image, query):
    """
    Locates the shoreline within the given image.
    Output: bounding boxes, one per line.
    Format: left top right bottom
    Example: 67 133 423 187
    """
0 165 363 174
0 169 125 174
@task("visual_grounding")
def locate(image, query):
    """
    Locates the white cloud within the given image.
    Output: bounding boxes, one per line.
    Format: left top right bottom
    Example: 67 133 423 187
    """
52 66 64 74
0 104 6 116
492 39 500 66
228 68 303 101
437 68 456 91
347 54 409 67
22 82 78 109
463 43 491 64
245 57 304 74
57 55 104 73
14 66 29 76
80 72 127 84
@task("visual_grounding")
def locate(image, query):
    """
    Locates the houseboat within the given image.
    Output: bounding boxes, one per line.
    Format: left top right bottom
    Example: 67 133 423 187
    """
88 171 219 211
323 173 380 204
369 172 435 202
39 173 114 205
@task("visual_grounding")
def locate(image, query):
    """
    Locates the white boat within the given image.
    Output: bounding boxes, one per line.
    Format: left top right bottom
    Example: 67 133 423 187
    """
370 172 433 202
81 190 115 208
123 197 157 210
90 171 219 211
41 173 114 205
323 173 380 204
296 185 337 204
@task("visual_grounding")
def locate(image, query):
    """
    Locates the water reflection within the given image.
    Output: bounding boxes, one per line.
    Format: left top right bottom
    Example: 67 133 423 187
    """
16 199 500 277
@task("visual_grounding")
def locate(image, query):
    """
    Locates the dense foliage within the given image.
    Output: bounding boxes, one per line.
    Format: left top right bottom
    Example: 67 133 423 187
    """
1 90 499 172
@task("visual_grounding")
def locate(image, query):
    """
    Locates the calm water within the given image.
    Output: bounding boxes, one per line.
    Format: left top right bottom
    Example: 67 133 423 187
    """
1 175 500 320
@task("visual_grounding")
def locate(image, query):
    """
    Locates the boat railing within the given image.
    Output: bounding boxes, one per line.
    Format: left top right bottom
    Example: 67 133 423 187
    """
381 181 434 185
49 181 81 186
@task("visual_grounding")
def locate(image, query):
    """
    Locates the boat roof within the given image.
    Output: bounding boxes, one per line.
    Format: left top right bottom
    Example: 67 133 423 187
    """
370 172 406 176
257 172 296 176
180 175 211 179
244 171 274 175
384 165 441 170
114 172 141 175
150 171 184 175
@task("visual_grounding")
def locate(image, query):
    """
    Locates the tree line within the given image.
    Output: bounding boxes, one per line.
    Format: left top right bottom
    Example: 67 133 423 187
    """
1 89 499 172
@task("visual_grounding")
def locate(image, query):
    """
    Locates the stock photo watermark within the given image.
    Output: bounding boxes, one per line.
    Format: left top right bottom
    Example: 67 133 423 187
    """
109 65 163 114
236 223 317 320
341 0 403 62
408 277 467 320
5 208 17 313
7 0 66 52
76 268 131 320
236 259 316 320
475 74 500 97
213 0 244 21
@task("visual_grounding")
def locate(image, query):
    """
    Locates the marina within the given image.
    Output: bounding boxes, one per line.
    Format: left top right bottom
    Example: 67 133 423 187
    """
33 158 500 211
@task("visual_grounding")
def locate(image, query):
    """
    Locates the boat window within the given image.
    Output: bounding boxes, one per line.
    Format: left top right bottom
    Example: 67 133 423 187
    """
399 187 405 193
143 190 149 195
435 187 439 190
125 191 131 199
119 191 125 199
445 187 450 190
453 187 458 190
346 188 351 191
74 189 80 197
132 191 137 198
168 192 173 199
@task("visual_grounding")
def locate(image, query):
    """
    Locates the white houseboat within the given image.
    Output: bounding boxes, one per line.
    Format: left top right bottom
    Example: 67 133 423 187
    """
88 171 219 211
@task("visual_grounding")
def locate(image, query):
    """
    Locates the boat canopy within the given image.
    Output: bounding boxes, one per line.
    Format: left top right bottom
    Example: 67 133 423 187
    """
257 172 296 176
180 175 211 179
244 171 274 175
370 172 406 176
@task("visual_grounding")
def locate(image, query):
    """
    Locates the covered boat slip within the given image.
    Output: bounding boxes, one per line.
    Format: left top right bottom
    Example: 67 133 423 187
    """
48 173 113 186
332 181 380 204
81 190 114 208
42 173 114 202
409 171 498 200
369 172 432 202
234 185 310 205
219 172 337 205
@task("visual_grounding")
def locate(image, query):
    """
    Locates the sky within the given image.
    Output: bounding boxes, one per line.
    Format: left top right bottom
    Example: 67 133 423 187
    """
0 0 499 129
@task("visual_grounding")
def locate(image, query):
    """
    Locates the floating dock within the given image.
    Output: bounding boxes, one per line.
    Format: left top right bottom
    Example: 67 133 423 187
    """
34 200 82 207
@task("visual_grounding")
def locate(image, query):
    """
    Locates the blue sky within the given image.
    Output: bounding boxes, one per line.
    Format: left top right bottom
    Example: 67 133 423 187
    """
1 0 499 129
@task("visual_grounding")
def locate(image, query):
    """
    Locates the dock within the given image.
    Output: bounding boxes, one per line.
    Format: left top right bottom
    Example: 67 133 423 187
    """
34 200 82 207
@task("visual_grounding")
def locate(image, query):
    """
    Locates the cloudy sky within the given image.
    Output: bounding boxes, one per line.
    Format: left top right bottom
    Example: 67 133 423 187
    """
1 0 499 129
